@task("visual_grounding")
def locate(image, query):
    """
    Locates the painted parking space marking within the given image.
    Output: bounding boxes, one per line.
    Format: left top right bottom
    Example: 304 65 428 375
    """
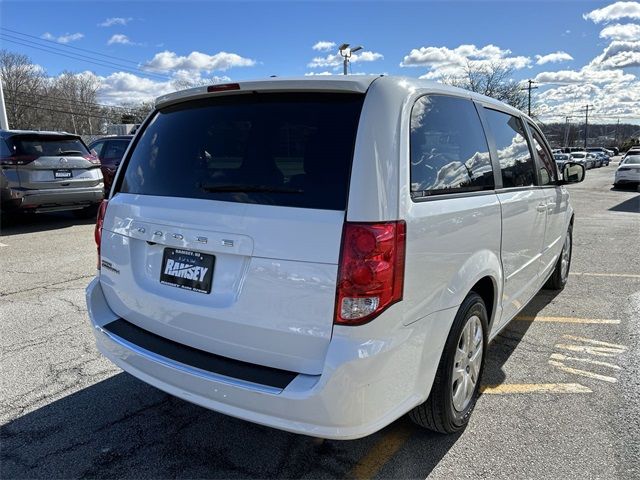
549 335 626 383
346 423 413 480
555 344 623 357
570 272 640 279
548 361 618 383
480 383 592 394
561 335 627 350
550 353 622 370
515 315 620 324
0 242 8 247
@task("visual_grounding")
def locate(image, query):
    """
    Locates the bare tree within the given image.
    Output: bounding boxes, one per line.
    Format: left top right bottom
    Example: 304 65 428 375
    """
441 61 528 112
0 50 46 129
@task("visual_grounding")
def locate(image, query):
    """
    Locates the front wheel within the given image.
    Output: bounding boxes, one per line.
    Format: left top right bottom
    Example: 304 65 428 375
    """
544 224 572 290
409 293 488 434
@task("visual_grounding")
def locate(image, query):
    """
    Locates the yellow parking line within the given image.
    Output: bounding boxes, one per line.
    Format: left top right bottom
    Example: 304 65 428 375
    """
561 335 627 350
346 423 413 480
570 272 640 279
515 315 620 324
548 360 618 383
481 383 592 394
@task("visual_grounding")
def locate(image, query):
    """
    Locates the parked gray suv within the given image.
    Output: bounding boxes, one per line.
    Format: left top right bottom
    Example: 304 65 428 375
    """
1 130 104 216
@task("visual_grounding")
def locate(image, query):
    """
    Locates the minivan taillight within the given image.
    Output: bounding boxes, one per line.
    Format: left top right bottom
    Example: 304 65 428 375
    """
335 221 406 326
95 200 109 269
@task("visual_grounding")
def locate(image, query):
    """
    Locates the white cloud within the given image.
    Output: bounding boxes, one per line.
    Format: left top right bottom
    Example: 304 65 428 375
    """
600 23 640 40
591 40 640 69
535 51 574 65
98 17 133 27
312 41 336 52
107 34 136 46
307 50 383 68
144 50 256 73
304 71 334 76
536 80 640 123
583 1 640 23
401 43 531 79
41 32 84 44
535 66 635 84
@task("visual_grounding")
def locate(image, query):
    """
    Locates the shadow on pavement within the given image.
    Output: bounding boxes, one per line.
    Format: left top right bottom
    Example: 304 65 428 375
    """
0 211 96 236
608 195 640 213
1 292 561 479
482 289 561 388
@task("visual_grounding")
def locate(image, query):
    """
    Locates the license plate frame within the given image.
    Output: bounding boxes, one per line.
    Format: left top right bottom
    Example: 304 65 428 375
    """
54 169 73 179
160 248 215 294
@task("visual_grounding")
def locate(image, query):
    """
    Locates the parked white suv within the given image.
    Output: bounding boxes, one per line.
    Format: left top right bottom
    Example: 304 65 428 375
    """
86 76 585 439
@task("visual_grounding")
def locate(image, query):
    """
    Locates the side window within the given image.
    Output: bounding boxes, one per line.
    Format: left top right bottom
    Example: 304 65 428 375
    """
528 124 557 185
483 109 536 188
410 95 493 196
103 140 129 161
91 141 105 158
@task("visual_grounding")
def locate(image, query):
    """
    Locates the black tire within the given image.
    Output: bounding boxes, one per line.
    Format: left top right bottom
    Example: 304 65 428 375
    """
73 204 99 219
544 224 572 291
409 292 488 434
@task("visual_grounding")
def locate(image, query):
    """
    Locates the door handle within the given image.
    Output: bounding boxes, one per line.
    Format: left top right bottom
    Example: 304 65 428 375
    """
536 203 547 213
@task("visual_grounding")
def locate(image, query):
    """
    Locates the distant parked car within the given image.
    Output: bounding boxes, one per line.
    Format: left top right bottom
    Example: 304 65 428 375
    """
554 153 571 172
588 152 602 168
1 130 104 217
594 152 609 166
587 147 614 157
571 151 593 169
614 155 640 187
622 147 640 160
88 135 133 193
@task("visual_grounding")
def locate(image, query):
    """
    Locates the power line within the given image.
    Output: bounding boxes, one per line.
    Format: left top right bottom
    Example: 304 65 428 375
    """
4 88 136 111
5 98 117 120
0 27 142 66
0 33 170 81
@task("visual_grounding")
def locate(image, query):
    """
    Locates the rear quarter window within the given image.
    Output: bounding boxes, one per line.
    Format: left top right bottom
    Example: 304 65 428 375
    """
118 93 364 210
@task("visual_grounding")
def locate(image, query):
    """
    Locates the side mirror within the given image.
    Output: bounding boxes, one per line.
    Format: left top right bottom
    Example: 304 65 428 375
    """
561 162 585 184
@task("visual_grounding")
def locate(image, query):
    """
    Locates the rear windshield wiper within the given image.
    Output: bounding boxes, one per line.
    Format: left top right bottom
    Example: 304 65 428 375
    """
199 183 303 194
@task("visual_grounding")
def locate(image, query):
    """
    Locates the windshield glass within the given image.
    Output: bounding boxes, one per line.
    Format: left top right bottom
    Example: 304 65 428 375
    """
118 93 364 210
623 156 640 165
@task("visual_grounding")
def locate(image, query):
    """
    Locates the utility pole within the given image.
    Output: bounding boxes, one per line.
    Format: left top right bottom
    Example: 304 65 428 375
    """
526 79 538 117
0 76 9 130
614 118 620 146
583 104 594 150
563 116 571 147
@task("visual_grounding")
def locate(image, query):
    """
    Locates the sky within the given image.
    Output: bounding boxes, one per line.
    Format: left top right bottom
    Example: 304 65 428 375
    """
1 0 639 124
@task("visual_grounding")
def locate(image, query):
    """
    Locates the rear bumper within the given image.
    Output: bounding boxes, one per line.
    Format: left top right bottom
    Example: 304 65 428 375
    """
86 277 451 439
2 185 104 211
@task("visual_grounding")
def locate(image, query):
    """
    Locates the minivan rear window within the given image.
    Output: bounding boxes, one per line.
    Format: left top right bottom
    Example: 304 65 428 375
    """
118 93 364 210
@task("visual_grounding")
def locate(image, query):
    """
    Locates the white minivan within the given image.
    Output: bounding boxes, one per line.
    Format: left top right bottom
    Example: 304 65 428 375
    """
86 76 585 439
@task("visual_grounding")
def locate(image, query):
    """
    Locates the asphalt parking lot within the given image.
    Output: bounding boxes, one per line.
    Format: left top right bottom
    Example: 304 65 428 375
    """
1 160 639 480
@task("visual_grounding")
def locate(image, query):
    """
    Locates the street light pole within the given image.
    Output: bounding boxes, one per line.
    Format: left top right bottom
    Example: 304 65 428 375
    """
338 44 362 76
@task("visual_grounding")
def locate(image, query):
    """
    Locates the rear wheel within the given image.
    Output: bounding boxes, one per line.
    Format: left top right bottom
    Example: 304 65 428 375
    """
409 292 488 434
544 224 572 290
